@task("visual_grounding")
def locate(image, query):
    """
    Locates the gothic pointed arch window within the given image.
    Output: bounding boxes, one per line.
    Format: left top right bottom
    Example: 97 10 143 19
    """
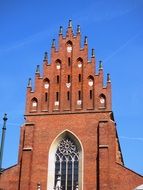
47 131 83 190
55 137 79 190
77 57 83 68
31 97 38 112
87 76 94 109
43 78 50 110
43 78 50 90
66 41 73 53
56 59 62 70
88 75 94 87
99 94 106 109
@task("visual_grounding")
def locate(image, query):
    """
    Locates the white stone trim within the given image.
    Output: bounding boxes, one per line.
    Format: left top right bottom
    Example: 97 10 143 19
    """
23 147 33 151
134 185 143 190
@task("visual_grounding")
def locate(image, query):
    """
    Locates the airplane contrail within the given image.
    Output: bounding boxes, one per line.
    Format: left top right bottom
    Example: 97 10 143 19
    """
120 136 143 141
0 122 21 126
103 30 143 63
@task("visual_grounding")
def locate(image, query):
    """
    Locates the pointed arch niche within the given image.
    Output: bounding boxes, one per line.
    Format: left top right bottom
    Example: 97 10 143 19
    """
30 97 38 112
47 130 83 190
42 78 50 111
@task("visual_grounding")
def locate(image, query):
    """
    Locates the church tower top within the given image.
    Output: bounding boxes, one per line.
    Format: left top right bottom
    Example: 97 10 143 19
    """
25 20 111 116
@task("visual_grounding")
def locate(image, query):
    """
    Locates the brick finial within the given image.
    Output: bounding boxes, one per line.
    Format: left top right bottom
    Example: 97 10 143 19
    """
59 26 63 35
68 19 72 28
107 73 111 83
36 65 40 74
51 39 55 48
43 52 48 61
92 48 95 58
0 113 8 172
84 36 88 45
3 114 7 122
27 78 32 88
99 60 103 70
77 25 80 34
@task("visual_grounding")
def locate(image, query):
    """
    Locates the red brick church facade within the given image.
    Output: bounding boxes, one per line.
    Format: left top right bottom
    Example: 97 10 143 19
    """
0 21 143 190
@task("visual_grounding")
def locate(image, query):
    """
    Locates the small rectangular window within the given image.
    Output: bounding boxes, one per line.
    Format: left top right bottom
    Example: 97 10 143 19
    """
57 75 60 83
68 75 71 83
56 92 59 101
45 92 48 102
67 91 70 101
90 90 93 99
68 57 71 66
79 74 81 82
78 90 81 100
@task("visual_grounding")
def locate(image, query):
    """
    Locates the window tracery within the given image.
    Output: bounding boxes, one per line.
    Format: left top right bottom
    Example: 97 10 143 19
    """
54 137 79 190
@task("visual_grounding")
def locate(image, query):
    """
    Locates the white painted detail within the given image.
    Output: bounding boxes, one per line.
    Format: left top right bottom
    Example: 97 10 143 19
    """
134 184 143 190
23 147 33 151
55 174 61 190
77 100 82 105
37 183 41 190
66 83 71 88
100 97 105 104
78 62 82 68
75 184 79 190
56 64 61 70
67 46 72 53
88 79 93 86
44 83 49 89
32 102 37 107
55 101 59 106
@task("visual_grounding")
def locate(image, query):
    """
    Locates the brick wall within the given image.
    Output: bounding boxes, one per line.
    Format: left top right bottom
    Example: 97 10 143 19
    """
0 21 142 190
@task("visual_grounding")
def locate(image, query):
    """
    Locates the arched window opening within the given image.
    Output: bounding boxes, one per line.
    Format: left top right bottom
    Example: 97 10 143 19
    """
77 58 83 68
54 137 79 190
56 59 61 70
66 41 73 53
43 78 50 89
88 76 94 87
31 97 38 111
99 94 106 108
47 130 83 190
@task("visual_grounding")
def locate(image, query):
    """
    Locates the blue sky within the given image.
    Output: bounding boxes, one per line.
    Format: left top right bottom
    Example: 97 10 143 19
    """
0 0 143 175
